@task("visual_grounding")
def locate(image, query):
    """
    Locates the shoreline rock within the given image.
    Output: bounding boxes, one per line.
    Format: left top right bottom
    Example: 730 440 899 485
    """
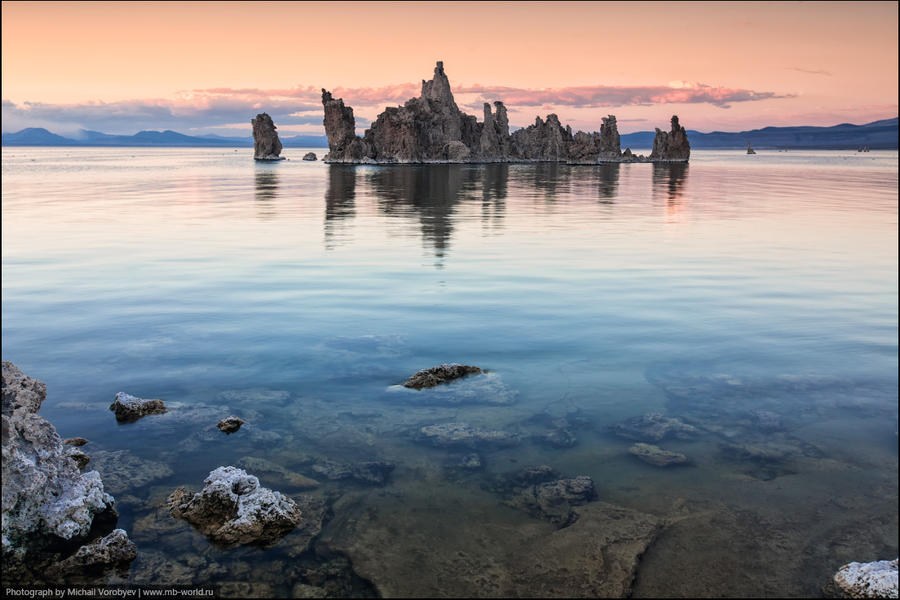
2 361 135 584
322 61 689 164
109 392 167 422
302 152 318 161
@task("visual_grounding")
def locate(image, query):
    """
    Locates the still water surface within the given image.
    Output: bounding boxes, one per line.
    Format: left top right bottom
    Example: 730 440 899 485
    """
2 147 897 596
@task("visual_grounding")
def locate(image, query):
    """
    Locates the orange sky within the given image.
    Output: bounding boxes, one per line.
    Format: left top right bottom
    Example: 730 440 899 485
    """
2 1 897 135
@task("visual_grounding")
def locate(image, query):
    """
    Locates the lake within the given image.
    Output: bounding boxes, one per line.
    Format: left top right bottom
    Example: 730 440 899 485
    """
2 146 897 597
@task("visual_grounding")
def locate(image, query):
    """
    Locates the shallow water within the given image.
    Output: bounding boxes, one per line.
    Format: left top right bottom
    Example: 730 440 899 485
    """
2 147 898 597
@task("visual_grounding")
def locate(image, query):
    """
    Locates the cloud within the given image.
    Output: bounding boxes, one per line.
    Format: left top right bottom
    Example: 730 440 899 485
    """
785 67 832 76
452 82 792 110
3 79 792 135
2 95 324 135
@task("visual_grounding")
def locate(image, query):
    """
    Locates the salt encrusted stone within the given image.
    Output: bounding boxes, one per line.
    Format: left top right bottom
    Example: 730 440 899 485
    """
833 559 898 598
167 466 303 547
2 361 133 583
109 391 167 422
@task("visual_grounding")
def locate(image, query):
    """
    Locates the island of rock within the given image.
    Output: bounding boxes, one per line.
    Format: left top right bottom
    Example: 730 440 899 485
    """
322 61 689 164
251 113 285 161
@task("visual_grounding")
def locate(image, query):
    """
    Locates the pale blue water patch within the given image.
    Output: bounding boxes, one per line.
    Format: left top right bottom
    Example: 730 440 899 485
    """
2 147 897 596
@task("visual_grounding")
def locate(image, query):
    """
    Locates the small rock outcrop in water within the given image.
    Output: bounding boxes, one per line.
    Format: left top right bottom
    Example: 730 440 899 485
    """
251 113 285 161
109 391 167 422
650 116 691 161
217 416 245 434
167 466 303 547
302 152 318 161
322 61 689 164
2 361 136 584
403 363 484 389
832 558 898 598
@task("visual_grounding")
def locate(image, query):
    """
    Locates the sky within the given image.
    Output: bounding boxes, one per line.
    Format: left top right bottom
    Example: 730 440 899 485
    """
2 1 898 136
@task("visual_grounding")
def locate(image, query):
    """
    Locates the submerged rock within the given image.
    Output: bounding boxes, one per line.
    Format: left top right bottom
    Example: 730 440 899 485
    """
416 422 520 448
2 361 133 584
89 450 174 495
67 448 91 469
628 443 688 467
251 113 284 161
64 437 89 447
237 456 320 489
403 363 484 389
833 558 898 598
506 476 597 527
322 61 687 164
109 391 167 422
167 466 303 547
310 459 395 485
217 416 245 434
321 485 659 597
611 412 699 442
302 152 318 161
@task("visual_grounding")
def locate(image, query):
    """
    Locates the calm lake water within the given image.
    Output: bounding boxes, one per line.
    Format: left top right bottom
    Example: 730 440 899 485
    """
2 147 898 597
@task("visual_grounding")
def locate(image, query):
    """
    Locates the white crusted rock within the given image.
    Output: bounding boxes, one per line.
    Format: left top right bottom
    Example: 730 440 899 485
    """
167 466 302 547
834 559 898 598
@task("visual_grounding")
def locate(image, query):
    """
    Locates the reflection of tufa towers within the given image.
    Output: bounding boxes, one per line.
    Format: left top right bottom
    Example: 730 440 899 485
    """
324 166 357 249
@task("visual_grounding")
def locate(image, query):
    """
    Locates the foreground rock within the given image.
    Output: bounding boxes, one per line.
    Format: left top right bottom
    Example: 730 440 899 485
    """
403 363 484 389
833 558 898 598
2 361 135 584
167 466 302 547
416 422 520 448
251 113 285 161
323 61 688 164
302 152 317 161
217 416 245 434
109 391 167 422
611 412 699 442
628 443 688 467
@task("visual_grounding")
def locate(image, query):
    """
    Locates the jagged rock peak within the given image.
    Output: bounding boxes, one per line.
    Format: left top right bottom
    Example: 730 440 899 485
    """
650 114 690 161
251 113 284 160
421 60 456 108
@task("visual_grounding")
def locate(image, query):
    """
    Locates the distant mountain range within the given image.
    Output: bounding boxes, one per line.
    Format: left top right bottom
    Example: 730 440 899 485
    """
2 118 897 149
620 117 898 150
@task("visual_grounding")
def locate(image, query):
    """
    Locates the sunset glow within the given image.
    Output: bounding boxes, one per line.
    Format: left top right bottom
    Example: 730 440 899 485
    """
2 1 897 136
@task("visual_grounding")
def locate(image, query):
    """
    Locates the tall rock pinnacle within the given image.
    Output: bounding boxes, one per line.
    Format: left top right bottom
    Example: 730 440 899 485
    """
251 113 284 161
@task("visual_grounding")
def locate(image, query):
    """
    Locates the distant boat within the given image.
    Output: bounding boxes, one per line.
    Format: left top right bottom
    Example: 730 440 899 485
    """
746 141 756 154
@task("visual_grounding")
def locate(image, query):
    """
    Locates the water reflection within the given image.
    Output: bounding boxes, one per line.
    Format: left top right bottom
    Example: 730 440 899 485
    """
366 165 465 265
652 162 689 202
480 164 508 235
324 166 357 249
594 163 620 201
254 169 279 219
